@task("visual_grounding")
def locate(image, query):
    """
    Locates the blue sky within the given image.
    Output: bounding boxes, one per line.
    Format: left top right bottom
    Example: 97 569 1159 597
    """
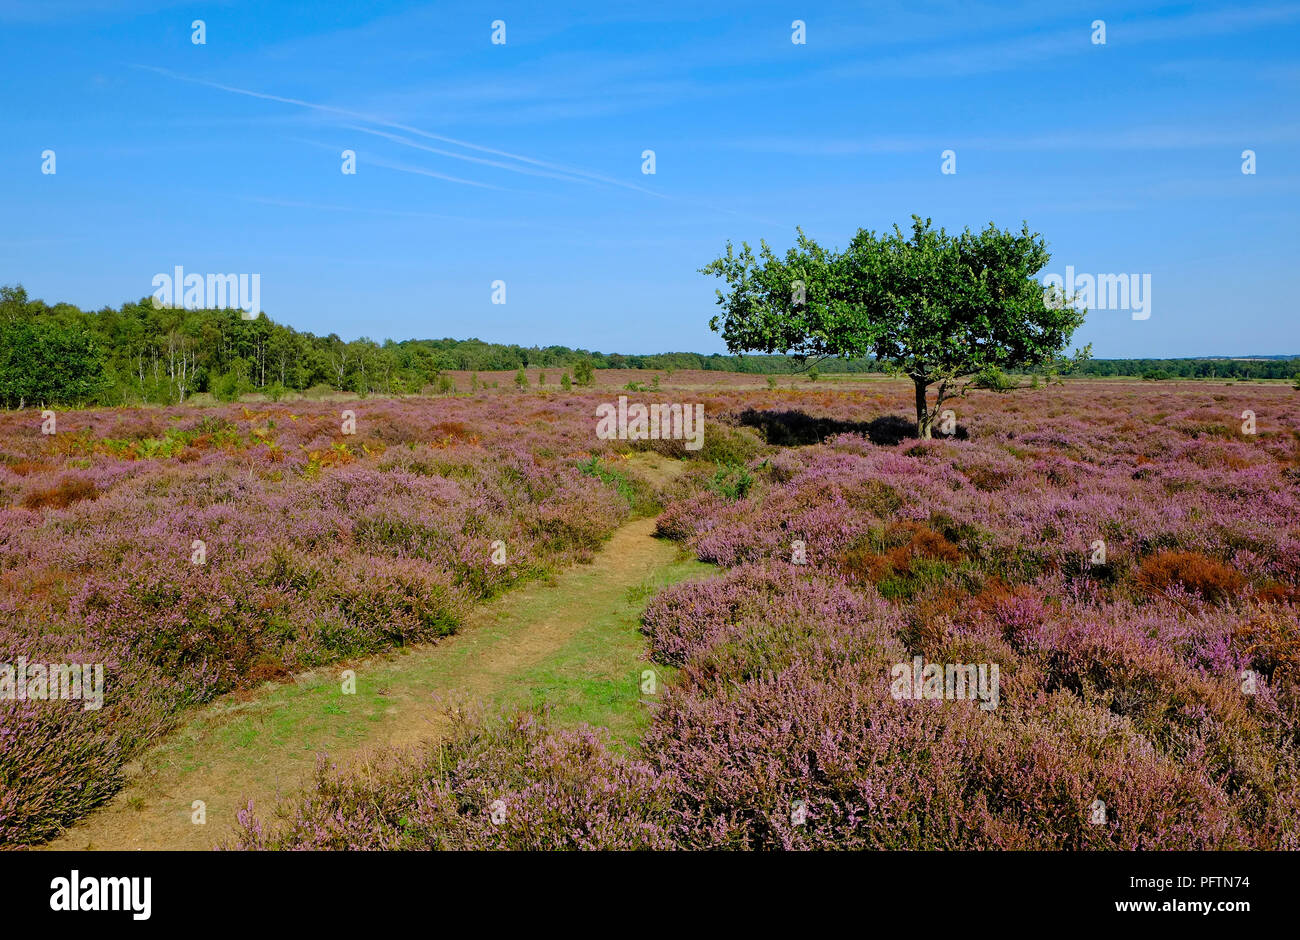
2 0 1297 357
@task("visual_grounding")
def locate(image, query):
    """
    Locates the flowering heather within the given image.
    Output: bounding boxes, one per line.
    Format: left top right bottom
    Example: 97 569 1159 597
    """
0 394 662 845
229 710 677 851
14 379 1300 850
641 381 1300 848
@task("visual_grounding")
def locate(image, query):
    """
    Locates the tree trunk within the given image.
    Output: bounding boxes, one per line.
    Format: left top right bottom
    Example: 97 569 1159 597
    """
913 376 932 439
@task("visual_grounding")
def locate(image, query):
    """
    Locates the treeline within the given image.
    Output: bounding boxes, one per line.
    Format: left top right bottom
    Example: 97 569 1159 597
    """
0 285 875 407
401 338 872 375
1069 357 1300 381
1 285 1297 407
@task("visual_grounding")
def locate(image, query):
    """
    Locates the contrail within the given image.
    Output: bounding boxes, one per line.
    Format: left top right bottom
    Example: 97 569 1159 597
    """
131 64 664 195
283 135 516 191
362 155 508 190
342 124 598 187
132 63 786 223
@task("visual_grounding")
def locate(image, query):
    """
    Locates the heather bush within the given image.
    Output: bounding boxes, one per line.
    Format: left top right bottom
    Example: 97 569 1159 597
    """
20 475 98 510
1136 550 1247 602
228 710 677 850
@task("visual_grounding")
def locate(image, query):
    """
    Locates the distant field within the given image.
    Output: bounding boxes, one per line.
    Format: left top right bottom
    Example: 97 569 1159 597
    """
211 368 1299 404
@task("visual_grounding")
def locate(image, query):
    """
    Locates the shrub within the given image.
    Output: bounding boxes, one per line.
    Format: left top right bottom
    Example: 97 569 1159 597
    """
1136 551 1246 602
707 461 755 501
839 523 961 588
696 424 764 464
1233 606 1300 685
971 365 1018 391
21 475 98 509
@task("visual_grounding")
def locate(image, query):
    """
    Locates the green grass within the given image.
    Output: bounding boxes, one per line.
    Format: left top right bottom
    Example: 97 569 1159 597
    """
494 558 711 749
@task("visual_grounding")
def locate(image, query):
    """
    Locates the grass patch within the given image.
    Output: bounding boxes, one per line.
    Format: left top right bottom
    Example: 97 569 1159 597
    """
495 560 709 750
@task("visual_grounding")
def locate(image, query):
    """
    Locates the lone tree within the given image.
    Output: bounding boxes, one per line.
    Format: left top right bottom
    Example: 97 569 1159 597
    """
701 216 1089 438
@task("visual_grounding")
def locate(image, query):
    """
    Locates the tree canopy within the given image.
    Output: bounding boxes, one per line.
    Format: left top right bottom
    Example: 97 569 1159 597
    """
702 216 1091 436
0 311 107 408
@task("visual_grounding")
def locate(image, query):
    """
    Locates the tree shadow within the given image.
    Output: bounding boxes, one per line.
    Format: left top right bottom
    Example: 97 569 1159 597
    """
736 409 921 446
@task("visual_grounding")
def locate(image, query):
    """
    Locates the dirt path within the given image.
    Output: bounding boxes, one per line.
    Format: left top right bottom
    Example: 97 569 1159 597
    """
47 489 709 850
